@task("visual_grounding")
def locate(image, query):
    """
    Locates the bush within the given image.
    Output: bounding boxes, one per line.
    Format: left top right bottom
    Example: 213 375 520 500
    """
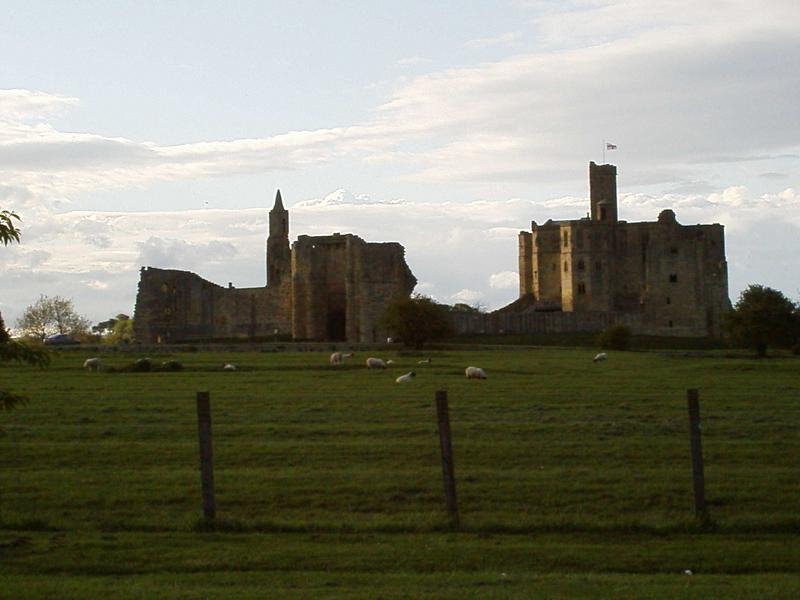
597 324 632 351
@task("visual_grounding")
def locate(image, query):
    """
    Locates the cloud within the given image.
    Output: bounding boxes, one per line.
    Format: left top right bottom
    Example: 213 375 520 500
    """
136 237 238 270
450 289 483 303
489 271 519 290
463 31 521 49
0 89 79 120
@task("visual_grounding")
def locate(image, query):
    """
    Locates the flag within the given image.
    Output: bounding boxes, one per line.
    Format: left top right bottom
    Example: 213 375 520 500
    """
606 142 617 150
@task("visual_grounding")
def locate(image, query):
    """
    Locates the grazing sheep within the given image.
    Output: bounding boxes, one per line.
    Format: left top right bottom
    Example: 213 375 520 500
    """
465 366 487 379
161 360 183 371
395 371 416 383
593 352 608 363
366 357 387 369
417 358 431 364
133 357 152 372
386 359 395 365
223 363 237 371
329 352 353 365
83 357 101 372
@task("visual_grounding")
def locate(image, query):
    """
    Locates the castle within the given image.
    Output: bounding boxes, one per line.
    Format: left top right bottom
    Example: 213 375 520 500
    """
133 191 417 344
480 162 729 336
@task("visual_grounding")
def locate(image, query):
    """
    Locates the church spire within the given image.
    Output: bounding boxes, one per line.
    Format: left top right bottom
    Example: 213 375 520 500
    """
272 189 284 211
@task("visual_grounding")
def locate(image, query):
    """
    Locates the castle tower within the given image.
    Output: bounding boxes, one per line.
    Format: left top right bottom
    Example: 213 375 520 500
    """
267 189 290 287
589 162 618 223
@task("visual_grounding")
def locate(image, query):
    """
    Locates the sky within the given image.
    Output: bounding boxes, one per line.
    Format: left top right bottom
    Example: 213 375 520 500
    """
1 0 799 328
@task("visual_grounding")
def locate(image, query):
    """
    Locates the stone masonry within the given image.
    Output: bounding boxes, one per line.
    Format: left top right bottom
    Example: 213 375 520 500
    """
133 191 417 344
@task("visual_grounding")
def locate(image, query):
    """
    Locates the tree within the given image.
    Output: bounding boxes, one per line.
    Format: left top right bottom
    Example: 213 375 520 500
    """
1 210 50 411
107 315 134 344
16 295 92 341
597 324 632 351
724 284 799 357
381 294 453 350
0 210 21 246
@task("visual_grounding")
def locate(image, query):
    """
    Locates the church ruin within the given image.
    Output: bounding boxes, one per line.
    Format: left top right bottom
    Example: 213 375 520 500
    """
133 191 417 344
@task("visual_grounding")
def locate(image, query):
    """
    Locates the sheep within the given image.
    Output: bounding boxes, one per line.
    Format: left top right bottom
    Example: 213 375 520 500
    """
465 366 487 379
395 371 416 383
223 363 237 371
386 359 395 365
83 357 101 372
330 352 353 365
417 358 431 364
366 357 387 369
593 352 608 363
133 357 152 372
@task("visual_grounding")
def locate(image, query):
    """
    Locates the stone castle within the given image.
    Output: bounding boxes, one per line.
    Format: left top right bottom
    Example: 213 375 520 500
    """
451 162 730 337
133 191 417 344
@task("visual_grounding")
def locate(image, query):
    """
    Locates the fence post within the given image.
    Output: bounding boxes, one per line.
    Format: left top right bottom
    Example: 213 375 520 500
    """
687 388 707 519
435 390 459 528
196 391 216 520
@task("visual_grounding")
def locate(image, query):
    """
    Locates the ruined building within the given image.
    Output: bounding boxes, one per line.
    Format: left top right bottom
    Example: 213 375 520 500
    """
133 191 417 344
511 162 730 336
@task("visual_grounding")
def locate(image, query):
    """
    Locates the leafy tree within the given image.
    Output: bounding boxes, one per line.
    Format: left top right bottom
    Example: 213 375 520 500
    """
381 294 452 350
1 211 50 411
724 285 799 357
107 315 134 344
16 295 92 341
597 324 632 351
0 210 21 246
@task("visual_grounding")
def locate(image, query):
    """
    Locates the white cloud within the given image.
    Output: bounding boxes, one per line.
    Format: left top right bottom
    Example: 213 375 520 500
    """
450 289 483 303
489 271 519 290
0 89 79 121
463 31 521 49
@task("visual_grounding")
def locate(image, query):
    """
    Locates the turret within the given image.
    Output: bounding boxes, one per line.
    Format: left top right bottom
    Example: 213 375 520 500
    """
267 189 290 286
589 162 618 223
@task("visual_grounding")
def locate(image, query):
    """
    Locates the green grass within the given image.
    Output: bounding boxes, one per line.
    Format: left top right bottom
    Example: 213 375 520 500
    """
1 347 798 597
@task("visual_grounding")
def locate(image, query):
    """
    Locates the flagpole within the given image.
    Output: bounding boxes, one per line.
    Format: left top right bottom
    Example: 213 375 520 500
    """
602 139 606 163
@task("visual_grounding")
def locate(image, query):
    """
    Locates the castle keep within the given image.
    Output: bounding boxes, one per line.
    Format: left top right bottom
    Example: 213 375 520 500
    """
133 191 417 344
449 162 730 338
511 162 729 336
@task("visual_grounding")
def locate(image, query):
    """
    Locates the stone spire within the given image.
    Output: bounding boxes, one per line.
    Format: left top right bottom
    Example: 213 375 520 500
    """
273 189 284 211
267 189 290 286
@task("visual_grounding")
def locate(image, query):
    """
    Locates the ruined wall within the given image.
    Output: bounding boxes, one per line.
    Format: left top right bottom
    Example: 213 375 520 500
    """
290 234 416 343
133 267 291 343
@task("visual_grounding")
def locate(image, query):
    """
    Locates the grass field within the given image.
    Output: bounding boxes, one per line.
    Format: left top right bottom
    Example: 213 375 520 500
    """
1 346 798 598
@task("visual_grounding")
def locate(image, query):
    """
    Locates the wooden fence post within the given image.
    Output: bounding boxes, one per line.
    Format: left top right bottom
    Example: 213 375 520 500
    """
196 391 216 520
435 390 459 528
687 388 707 518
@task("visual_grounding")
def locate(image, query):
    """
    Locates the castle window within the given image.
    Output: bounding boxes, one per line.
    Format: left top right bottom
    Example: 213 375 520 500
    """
666 297 671 305
600 206 607 220
577 282 586 295
669 274 678 283
668 320 674 328
577 259 585 271
533 270 538 281
552 263 557 272
564 261 569 272
563 231 569 247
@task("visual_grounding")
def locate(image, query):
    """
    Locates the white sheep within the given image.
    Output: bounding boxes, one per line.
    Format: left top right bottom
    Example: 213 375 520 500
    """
83 357 101 372
593 352 608 363
417 358 431 364
329 352 353 365
395 371 416 383
223 363 237 371
366 357 387 369
386 359 395 365
465 366 487 379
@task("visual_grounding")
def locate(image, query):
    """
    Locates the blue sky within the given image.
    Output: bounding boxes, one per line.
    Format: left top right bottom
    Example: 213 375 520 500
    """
1 0 799 326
